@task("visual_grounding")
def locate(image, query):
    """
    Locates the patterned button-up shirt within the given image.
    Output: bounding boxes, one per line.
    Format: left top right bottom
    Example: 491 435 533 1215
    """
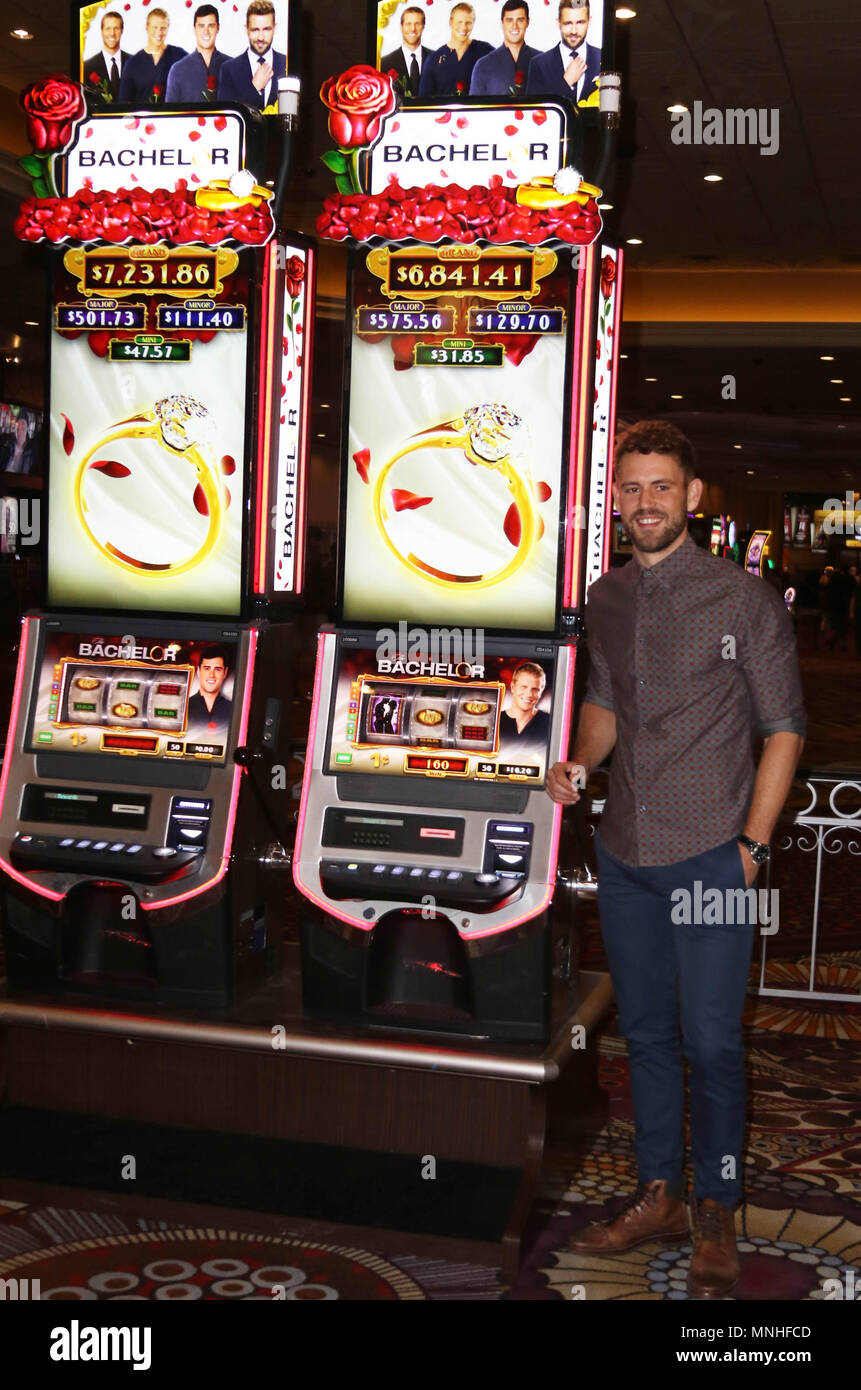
583 534 806 867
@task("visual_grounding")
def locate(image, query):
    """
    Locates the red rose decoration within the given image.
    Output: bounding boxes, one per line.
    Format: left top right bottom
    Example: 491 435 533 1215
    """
284 254 305 297
600 253 617 299
455 81 466 94
514 71 525 86
207 74 217 91
152 85 163 98
20 74 86 153
320 65 396 149
89 72 101 85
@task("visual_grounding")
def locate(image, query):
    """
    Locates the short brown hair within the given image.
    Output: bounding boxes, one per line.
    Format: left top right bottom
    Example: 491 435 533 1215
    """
511 661 546 689
559 0 589 18
401 6 426 26
101 10 124 29
615 419 697 486
247 0 275 18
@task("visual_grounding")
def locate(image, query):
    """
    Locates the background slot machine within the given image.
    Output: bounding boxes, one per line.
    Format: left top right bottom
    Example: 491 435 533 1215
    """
293 0 622 1040
0 10 314 1007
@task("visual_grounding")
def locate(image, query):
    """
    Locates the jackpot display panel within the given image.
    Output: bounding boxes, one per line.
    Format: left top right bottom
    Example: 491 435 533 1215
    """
1 87 315 1006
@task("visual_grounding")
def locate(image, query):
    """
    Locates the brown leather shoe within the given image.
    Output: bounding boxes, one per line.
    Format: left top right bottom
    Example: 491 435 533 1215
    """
687 1199 740 1299
568 1180 690 1254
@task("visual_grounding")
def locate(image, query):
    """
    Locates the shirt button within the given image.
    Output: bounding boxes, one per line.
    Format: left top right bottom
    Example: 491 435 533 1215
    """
639 805 646 813
639 678 646 686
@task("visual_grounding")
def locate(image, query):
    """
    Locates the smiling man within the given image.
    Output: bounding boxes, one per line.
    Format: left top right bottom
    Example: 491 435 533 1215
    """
499 661 550 748
418 2 492 98
526 0 600 102
469 0 538 95
85 11 131 99
187 646 233 736
546 420 805 1299
381 6 432 97
165 4 228 102
218 0 286 109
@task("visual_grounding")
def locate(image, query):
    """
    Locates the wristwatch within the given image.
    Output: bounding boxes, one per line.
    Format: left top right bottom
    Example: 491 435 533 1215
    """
737 833 771 865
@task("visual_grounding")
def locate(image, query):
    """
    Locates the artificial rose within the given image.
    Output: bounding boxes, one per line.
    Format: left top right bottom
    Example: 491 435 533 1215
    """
20 74 86 153
600 253 617 298
284 254 305 297
320 65 396 149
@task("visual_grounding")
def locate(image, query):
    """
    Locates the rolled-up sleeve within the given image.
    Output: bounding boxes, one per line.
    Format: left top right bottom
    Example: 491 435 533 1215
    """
584 628 615 712
738 583 807 738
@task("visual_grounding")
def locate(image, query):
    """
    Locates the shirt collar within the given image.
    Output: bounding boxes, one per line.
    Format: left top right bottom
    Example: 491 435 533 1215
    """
402 43 422 66
559 39 584 65
248 46 271 67
103 48 121 66
631 531 700 584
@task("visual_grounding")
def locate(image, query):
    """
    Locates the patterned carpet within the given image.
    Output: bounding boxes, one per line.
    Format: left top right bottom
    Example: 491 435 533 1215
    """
1 1022 857 1301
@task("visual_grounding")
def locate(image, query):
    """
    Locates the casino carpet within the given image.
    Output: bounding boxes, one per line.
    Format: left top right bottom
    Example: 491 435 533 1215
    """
0 1023 857 1301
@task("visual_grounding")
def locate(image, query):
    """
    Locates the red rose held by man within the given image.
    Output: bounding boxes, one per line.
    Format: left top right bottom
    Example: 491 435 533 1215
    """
320 65 397 149
20 74 86 152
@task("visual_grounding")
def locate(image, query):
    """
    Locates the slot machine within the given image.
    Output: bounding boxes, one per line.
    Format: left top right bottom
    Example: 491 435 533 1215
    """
292 1 623 1040
0 11 313 1006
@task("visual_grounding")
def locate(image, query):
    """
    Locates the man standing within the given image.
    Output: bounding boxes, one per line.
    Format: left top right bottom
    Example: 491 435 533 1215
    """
526 0 600 103
470 1 538 96
381 6 431 98
218 0 286 109
165 5 228 103
85 11 131 99
547 421 805 1299
187 647 233 737
419 3 492 98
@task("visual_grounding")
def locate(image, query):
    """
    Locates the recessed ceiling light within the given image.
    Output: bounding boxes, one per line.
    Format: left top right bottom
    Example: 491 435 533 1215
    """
839 397 852 402
703 173 723 183
626 237 643 245
671 394 683 399
597 202 614 210
316 432 326 437
746 470 755 475
830 379 843 384
24 320 38 327
820 354 834 361
320 403 330 409
616 7 637 17
645 377 657 382
620 354 628 359
667 103 688 114
733 444 743 449
10 28 34 39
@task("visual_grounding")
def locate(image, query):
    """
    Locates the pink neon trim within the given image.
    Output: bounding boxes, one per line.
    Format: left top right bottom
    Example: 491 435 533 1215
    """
293 245 315 595
0 618 66 902
253 243 277 593
292 642 577 941
603 247 624 574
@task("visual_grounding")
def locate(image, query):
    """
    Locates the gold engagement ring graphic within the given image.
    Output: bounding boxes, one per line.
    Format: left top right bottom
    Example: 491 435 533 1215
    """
372 404 540 590
73 395 228 577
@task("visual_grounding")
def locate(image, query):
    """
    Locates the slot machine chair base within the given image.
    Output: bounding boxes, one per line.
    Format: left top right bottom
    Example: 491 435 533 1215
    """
300 905 557 1042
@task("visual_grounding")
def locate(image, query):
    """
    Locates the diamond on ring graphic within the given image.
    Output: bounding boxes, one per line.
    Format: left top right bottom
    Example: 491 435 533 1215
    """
154 395 211 451
463 404 524 463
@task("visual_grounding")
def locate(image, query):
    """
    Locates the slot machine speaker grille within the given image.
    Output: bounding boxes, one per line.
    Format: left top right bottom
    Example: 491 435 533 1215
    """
366 909 472 1022
61 881 157 987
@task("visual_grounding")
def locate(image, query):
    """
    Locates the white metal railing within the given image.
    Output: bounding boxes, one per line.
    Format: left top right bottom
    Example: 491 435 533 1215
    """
758 775 861 1004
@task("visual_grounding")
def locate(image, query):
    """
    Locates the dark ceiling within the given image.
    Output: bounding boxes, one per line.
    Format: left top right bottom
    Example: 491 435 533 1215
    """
0 0 858 488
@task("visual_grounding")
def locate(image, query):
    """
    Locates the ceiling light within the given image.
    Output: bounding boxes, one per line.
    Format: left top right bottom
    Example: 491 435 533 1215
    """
703 173 723 183
626 237 643 245
645 377 657 382
839 397 852 402
24 320 38 327
733 444 743 449
671 394 683 399
667 103 688 114
616 7 637 17
820 354 834 361
598 202 614 210
620 354 628 359
830 379 843 384
320 403 330 409
746 470 755 476
10 28 34 39
316 432 326 437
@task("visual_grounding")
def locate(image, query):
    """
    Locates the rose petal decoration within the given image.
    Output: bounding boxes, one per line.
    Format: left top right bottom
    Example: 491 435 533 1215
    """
391 489 433 512
88 460 130 477
193 484 209 516
353 447 370 483
537 481 552 502
503 504 521 547
221 454 236 475
61 414 75 454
